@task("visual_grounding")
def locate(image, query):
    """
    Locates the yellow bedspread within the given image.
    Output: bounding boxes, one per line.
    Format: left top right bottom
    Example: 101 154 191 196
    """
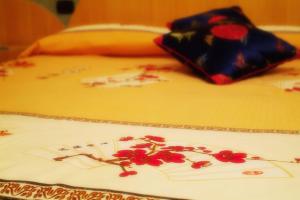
1 55 300 132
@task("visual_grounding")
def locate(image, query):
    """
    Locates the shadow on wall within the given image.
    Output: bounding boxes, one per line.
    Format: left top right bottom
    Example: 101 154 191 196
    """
31 0 79 26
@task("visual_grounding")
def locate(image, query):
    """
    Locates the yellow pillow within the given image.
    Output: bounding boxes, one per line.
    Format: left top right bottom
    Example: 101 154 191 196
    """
20 24 169 57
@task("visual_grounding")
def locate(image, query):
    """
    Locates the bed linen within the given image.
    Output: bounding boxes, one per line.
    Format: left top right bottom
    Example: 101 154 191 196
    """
0 28 300 200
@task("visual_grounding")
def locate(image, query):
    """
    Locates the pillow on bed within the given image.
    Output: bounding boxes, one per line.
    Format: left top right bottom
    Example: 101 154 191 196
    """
155 7 300 84
20 24 169 57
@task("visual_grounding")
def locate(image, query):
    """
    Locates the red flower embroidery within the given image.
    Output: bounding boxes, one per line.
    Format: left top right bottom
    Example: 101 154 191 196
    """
208 15 228 24
211 24 248 40
213 150 247 163
113 149 146 158
140 64 158 71
119 171 137 177
136 74 159 81
144 135 165 142
162 146 194 152
139 64 176 72
119 136 134 141
242 170 263 175
131 154 163 166
54 134 300 178
192 161 211 169
153 150 185 163
113 149 163 166
131 143 152 148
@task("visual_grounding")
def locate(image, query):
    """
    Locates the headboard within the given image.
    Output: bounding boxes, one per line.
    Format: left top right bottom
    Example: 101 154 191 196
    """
1 0 300 46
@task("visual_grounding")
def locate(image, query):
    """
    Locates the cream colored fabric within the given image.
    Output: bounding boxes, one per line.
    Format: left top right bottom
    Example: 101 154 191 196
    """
0 114 299 200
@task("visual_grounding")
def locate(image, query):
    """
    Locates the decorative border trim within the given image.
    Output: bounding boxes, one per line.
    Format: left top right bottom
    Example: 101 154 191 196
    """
0 111 299 135
0 179 186 200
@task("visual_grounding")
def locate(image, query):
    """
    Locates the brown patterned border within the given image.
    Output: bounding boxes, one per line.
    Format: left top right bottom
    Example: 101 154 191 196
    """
0 179 186 200
0 111 299 135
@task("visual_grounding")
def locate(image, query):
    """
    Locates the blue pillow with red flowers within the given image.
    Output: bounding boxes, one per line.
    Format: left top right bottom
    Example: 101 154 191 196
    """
155 6 300 84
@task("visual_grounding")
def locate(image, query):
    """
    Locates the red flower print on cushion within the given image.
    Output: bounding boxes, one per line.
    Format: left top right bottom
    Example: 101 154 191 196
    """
213 150 247 163
162 146 194 152
295 158 300 163
211 24 248 40
153 150 185 163
211 74 232 85
119 136 134 141
192 161 211 169
131 143 152 149
208 15 228 24
144 135 165 142
119 171 137 177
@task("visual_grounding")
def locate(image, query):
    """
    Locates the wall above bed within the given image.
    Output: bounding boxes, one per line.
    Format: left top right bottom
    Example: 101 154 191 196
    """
1 0 300 48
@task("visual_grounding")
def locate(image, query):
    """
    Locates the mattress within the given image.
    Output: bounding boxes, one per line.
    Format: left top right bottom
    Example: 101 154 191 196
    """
0 25 300 200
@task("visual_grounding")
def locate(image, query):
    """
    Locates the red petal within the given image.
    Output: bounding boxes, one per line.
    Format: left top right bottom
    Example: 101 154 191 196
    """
211 74 232 84
208 15 227 24
234 153 247 158
119 171 137 177
211 24 248 40
147 158 163 166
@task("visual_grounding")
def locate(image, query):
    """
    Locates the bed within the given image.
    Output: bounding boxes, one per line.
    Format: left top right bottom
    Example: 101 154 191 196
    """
1 6 300 200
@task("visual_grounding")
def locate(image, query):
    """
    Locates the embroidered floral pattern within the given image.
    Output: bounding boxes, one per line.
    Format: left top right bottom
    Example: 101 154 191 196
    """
242 170 264 175
274 80 300 92
213 150 247 163
82 63 183 88
37 66 89 80
7 60 34 68
82 72 167 88
52 135 300 178
0 59 33 78
156 6 298 84
138 64 180 72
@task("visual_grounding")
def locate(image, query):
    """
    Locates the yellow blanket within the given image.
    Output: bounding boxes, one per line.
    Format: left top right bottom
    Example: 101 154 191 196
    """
1 55 300 132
